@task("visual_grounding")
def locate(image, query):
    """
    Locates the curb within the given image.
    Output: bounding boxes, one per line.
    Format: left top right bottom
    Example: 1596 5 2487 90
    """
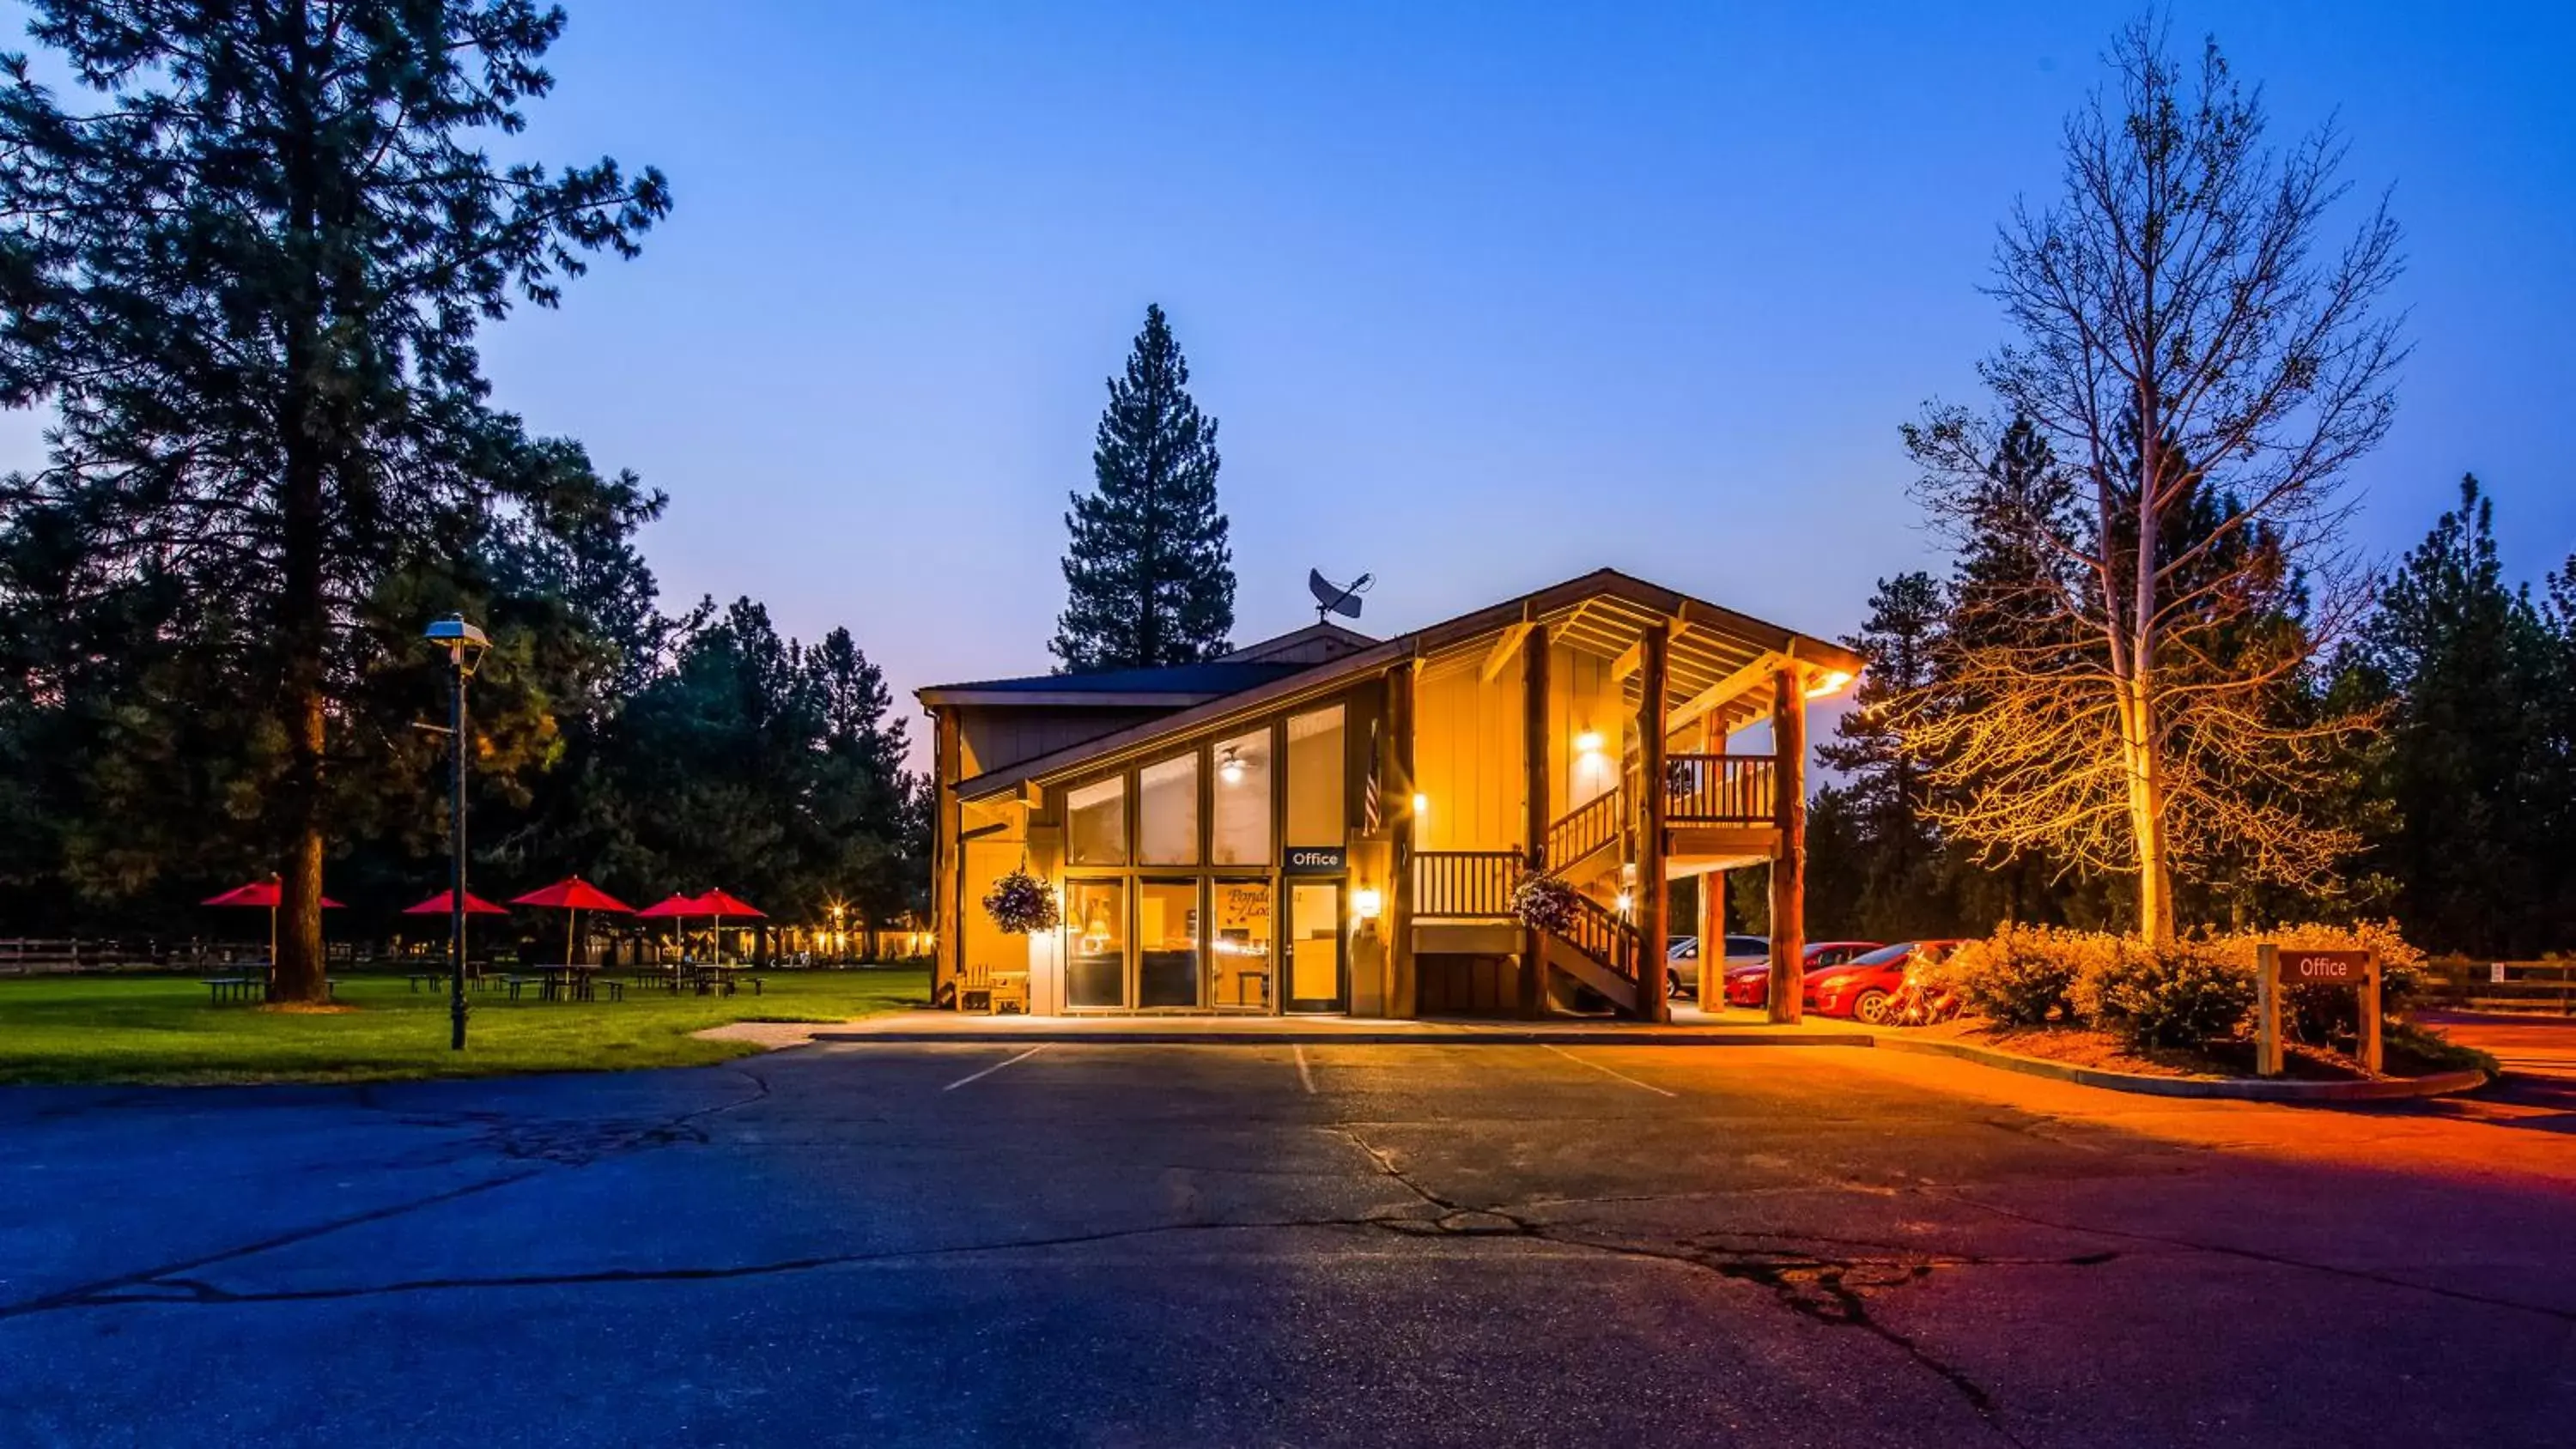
1866 1034 2489 1101
811 1022 2488 1101
808 1027 1878 1049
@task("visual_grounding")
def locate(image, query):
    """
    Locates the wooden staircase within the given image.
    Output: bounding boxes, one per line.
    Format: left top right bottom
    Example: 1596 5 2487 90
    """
1407 754 1780 1016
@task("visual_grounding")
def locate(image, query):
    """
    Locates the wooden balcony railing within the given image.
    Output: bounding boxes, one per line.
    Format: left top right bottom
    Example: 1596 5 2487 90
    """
1664 754 1776 823
1543 789 1622 872
1557 889 1642 986
1413 850 1524 919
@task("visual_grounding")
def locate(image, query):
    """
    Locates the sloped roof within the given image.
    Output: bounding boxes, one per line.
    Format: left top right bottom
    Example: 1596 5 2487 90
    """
920 661 1306 701
944 567 1863 803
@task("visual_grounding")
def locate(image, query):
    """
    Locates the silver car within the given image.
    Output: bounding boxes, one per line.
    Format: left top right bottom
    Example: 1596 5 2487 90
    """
1666 933 1768 999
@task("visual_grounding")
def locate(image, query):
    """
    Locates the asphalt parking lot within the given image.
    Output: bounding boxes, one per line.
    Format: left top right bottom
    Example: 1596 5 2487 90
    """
3 1040 2572 1447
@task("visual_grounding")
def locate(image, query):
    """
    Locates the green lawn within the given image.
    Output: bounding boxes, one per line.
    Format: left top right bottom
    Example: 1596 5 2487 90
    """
0 967 928 1086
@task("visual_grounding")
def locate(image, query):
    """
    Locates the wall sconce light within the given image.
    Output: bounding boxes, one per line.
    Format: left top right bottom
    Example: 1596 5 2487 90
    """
1614 889 1634 917
1574 729 1604 757
1411 791 1429 816
1352 887 1384 921
1804 669 1856 700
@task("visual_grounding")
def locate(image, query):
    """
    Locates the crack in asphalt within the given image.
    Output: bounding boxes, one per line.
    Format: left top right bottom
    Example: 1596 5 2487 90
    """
1940 1190 2576 1325
0 1066 779 1324
1322 1120 2054 1443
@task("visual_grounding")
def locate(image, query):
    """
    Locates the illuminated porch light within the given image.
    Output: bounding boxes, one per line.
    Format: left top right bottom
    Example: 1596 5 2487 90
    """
1352 888 1384 921
1574 729 1605 757
1411 791 1429 816
1614 889 1634 916
1804 669 1856 700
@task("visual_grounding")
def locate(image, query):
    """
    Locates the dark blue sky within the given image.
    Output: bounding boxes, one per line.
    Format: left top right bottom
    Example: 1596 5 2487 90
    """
23 3 2576 722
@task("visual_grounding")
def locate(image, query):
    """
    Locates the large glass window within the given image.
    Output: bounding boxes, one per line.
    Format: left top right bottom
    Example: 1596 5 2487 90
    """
1285 706 1347 850
1137 881 1200 1008
1138 755 1200 865
1065 880 1126 1008
1211 729 1273 865
1209 881 1273 1009
1067 777 1127 866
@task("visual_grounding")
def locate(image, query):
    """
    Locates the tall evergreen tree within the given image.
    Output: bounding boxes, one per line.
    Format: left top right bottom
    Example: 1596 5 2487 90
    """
1818 573 1949 937
1051 304 1236 671
0 1 668 999
2360 476 2558 954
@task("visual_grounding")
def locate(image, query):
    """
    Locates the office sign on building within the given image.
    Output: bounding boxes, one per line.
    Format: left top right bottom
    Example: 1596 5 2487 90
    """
1284 846 1347 874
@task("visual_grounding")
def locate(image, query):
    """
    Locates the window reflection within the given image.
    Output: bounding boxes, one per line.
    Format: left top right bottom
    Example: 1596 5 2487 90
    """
1137 882 1200 1008
1067 777 1126 866
1139 755 1200 865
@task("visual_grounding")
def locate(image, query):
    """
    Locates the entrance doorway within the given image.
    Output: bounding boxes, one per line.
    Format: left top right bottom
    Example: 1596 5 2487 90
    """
1286 882 1345 1013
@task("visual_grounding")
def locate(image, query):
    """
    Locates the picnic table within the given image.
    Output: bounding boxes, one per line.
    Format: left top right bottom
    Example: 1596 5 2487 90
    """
518 964 623 1002
682 962 764 997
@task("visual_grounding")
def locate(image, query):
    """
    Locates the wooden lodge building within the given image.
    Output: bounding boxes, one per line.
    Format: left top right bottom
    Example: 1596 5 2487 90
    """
918 570 1862 1022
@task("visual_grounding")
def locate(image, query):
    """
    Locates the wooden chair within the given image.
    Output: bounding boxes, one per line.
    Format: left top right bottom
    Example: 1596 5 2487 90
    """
987 969 1030 1016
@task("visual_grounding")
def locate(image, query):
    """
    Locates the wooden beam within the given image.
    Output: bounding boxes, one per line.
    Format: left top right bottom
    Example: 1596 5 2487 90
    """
1615 618 1696 682
1635 622 1671 1024
1765 664 1807 1026
1668 652 1783 734
1481 610 1534 684
1519 621 1551 1018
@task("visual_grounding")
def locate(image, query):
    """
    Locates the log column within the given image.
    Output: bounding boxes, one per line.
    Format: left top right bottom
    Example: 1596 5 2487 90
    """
1766 665 1807 1025
932 709 962 1009
1519 624 1552 1018
1634 623 1671 1023
1387 663 1419 1019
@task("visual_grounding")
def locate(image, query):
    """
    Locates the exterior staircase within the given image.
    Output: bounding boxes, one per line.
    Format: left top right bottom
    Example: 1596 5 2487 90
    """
1408 752 1777 1017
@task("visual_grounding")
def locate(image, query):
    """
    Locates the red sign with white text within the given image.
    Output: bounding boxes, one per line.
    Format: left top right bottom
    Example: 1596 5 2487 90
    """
2275 949 2370 985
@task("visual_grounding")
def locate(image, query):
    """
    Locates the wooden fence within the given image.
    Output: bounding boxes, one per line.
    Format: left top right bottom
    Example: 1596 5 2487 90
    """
2415 958 2576 1015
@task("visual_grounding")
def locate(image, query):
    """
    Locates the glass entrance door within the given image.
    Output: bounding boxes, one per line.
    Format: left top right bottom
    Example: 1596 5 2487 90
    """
1286 882 1345 1013
1209 881 1274 1010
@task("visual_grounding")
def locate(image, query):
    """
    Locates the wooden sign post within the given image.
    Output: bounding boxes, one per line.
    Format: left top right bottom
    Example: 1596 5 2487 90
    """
2256 945 2380 1077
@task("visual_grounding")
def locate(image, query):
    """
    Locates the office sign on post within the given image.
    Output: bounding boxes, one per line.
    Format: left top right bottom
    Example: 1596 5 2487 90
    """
2255 945 2381 1077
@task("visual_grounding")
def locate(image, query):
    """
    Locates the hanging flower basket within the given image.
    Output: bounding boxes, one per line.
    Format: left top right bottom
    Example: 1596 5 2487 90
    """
1509 873 1579 934
982 868 1060 935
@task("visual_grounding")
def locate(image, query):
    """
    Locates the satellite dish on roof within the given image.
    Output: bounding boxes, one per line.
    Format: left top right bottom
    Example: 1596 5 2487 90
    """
1309 569 1374 623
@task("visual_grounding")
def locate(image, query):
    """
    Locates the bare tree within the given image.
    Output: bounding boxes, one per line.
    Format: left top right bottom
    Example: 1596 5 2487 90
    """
1898 17 2403 943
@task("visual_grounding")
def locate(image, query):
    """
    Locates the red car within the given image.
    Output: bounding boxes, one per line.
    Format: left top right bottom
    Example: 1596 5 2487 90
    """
1720 940 1883 1009
1802 940 1963 1023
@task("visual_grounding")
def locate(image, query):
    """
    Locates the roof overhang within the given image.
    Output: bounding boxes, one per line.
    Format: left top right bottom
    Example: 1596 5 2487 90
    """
951 568 1862 803
915 688 1230 709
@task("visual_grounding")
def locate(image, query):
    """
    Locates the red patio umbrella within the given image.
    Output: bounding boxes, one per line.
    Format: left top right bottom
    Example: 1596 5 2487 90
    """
635 893 703 965
202 875 344 970
400 889 510 917
692 889 766 965
509 876 636 967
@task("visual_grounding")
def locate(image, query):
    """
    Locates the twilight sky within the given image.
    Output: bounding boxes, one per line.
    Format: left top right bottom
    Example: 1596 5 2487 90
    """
17 3 2576 747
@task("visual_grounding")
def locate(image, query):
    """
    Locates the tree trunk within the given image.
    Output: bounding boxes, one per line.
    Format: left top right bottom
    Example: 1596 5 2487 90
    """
2118 670 2176 945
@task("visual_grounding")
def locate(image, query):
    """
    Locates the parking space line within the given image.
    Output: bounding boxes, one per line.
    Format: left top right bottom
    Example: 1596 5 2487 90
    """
1540 1043 1678 1098
1293 1043 1316 1094
942 1045 1049 1091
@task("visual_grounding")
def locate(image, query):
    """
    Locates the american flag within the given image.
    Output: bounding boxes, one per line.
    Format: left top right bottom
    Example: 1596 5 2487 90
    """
1362 717 1382 834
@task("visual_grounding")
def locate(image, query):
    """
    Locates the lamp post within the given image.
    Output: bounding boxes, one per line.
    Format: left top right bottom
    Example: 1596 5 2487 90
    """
424 615 489 1050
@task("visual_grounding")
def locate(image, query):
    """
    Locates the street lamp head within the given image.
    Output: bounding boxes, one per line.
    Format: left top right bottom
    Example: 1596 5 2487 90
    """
424 615 490 675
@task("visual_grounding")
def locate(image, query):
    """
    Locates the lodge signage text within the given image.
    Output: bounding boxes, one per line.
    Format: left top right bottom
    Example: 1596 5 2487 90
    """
2275 949 2371 985
1284 846 1347 873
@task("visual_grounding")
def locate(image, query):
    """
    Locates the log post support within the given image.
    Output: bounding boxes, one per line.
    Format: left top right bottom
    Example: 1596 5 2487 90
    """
1387 663 1419 1019
932 709 963 1009
1635 623 1671 1023
1766 664 1807 1024
1520 623 1551 1018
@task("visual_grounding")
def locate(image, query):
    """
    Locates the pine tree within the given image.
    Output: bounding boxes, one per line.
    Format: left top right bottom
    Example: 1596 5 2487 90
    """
1818 573 1949 937
1051 304 1236 671
0 2 667 999
2361 477 2557 954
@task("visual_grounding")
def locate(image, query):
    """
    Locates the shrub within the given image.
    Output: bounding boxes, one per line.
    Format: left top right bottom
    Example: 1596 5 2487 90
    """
2073 939 2257 1052
1935 923 2093 1025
